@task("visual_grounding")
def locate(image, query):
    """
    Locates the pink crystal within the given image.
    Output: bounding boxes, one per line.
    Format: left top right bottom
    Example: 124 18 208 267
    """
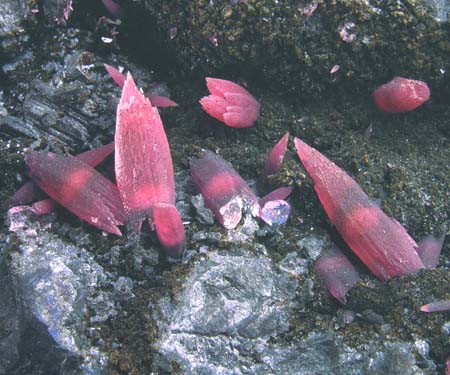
420 300 450 313
190 150 259 229
260 132 289 182
200 77 260 128
25 150 125 235
314 244 360 304
294 137 424 281
115 73 184 256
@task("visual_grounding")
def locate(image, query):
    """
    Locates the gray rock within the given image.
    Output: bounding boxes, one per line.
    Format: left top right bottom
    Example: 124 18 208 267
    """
0 0 28 53
2 206 116 374
152 247 435 374
153 249 299 373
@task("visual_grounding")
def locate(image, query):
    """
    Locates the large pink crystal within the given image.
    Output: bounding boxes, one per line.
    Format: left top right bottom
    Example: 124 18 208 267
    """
25 150 125 235
199 77 260 128
294 137 424 281
115 73 184 256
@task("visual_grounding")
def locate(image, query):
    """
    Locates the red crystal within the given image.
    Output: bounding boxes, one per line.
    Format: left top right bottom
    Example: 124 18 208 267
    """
294 137 424 281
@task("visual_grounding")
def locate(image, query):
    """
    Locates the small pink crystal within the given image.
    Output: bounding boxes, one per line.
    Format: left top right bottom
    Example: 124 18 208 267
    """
260 132 289 182
420 300 450 313
416 232 446 269
373 77 430 113
314 244 360 304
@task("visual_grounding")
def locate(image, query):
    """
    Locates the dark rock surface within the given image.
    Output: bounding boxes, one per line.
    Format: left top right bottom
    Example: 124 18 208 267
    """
124 0 450 97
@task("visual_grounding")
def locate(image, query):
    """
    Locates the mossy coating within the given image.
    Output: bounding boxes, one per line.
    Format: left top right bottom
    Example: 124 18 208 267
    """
128 0 449 97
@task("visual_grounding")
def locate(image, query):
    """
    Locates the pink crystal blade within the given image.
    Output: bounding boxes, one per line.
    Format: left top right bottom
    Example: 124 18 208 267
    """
10 143 115 207
115 73 184 254
115 73 176 229
25 150 125 235
260 132 289 181
294 137 424 281
314 244 360 304
148 95 178 108
416 232 446 269
105 64 126 88
101 0 123 18
259 186 293 207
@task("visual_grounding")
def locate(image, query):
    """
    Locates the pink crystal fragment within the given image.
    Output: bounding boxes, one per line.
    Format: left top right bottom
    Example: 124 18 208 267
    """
420 300 450 313
104 64 126 87
373 77 430 113
200 77 260 128
25 151 125 235
294 137 424 281
190 150 259 229
115 73 184 256
147 95 178 108
260 132 289 182
259 186 293 207
208 35 218 46
169 26 178 39
314 244 360 304
259 199 291 226
31 198 56 215
416 232 446 269
101 0 123 18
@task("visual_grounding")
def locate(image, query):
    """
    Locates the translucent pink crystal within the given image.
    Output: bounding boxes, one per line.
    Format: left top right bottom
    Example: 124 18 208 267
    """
417 232 446 269
190 150 259 229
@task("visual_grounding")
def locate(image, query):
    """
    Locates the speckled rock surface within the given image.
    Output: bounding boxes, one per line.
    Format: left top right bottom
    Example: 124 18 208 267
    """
123 0 450 97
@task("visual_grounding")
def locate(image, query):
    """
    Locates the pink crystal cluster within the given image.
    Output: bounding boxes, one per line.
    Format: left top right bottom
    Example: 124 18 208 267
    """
8 69 444 304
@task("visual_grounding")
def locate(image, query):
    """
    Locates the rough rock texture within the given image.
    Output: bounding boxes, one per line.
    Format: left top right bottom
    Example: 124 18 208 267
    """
153 248 436 374
124 0 450 97
0 0 29 55
2 207 115 374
